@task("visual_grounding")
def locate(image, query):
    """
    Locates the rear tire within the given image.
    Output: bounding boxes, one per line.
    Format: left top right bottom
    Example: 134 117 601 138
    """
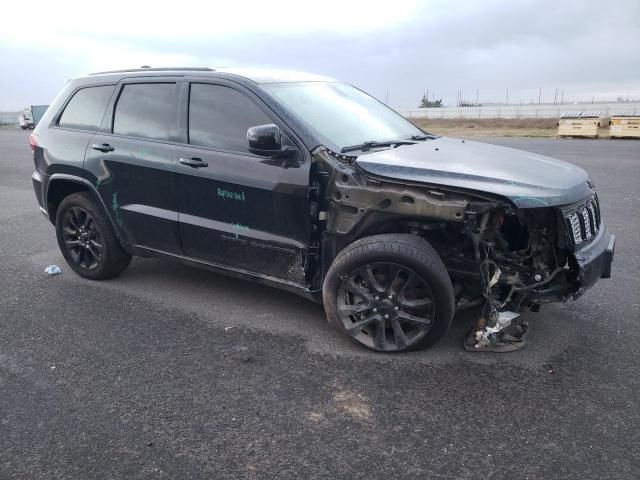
323 234 455 352
55 192 131 280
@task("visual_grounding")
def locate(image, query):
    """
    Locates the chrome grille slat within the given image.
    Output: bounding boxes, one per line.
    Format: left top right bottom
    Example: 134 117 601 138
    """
587 204 596 232
565 196 600 246
593 195 601 226
581 209 592 239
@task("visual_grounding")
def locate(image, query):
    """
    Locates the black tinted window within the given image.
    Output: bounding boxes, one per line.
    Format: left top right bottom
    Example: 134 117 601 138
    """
189 84 271 151
58 85 114 131
113 83 175 140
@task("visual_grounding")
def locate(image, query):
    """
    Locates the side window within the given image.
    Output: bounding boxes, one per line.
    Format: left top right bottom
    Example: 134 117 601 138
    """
58 85 114 131
189 84 271 151
113 83 175 141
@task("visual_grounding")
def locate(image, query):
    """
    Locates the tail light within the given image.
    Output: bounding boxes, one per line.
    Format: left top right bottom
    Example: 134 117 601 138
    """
29 133 39 152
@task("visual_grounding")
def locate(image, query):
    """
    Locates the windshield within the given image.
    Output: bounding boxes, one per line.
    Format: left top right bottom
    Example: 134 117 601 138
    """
261 82 425 151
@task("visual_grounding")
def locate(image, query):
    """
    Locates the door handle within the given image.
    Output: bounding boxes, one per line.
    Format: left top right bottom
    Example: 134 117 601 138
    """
92 143 115 153
179 157 208 168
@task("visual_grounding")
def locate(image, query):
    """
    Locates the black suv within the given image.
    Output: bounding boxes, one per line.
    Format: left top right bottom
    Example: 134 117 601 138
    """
31 67 615 352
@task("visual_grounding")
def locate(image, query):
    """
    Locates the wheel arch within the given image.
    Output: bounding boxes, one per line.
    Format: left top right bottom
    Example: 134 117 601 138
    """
46 174 123 241
319 214 455 287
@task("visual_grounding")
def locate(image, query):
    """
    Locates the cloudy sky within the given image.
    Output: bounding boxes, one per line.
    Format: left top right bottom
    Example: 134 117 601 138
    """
0 0 639 110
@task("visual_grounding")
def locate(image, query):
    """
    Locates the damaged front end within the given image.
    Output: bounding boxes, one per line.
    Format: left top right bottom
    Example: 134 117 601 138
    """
439 192 614 316
454 193 615 351
309 146 615 338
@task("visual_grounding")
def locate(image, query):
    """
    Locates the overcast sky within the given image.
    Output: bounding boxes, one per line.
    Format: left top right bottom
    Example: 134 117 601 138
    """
1 0 639 110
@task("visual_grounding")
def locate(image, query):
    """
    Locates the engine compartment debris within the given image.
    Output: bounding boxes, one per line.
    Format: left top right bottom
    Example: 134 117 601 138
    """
464 310 528 352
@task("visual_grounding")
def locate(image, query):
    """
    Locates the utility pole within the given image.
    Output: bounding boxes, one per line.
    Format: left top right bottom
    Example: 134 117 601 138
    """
476 89 479 106
554 88 558 105
538 87 542 105
561 89 564 105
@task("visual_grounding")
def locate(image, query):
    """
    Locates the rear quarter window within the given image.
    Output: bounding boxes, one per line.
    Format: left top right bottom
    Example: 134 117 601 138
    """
57 85 114 131
113 83 176 141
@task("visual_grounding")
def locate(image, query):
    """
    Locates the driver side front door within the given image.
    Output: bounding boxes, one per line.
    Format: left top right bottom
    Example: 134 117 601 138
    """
175 82 311 285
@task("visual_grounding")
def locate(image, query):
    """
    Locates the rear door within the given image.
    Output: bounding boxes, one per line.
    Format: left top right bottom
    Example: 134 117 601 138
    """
175 81 311 284
84 79 182 254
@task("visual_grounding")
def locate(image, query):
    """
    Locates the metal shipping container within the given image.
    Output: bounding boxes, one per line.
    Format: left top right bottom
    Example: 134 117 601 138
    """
31 105 49 126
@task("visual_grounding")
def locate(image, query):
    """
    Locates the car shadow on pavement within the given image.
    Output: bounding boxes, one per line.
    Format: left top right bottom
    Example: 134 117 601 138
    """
29 249 578 365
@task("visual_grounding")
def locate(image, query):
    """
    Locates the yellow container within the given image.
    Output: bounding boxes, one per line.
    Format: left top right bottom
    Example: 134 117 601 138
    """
610 115 640 138
558 112 600 138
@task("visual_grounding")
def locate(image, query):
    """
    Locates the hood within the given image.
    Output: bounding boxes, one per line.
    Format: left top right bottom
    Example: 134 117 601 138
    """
355 137 592 208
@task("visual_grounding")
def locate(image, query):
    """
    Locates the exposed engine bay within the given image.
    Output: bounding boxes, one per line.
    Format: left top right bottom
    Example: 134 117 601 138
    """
441 202 575 313
435 203 576 351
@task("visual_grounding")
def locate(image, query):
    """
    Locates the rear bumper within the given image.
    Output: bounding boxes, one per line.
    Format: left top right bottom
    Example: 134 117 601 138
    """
573 226 615 297
31 170 46 209
32 169 49 218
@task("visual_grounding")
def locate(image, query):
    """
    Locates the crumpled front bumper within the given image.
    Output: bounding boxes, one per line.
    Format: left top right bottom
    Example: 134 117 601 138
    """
572 225 615 297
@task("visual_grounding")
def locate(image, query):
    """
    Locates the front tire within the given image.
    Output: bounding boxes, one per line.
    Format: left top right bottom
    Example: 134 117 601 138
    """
55 192 131 280
323 234 455 352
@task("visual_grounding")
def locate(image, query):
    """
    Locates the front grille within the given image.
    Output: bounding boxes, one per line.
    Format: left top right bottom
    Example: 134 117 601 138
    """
565 195 601 246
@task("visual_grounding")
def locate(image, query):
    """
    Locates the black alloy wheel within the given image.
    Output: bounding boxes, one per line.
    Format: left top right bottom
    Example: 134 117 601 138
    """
323 234 455 352
61 207 103 270
55 192 131 280
337 262 436 352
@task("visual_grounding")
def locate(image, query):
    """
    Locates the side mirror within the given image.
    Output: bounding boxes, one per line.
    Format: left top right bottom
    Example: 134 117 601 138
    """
247 124 299 167
247 124 282 152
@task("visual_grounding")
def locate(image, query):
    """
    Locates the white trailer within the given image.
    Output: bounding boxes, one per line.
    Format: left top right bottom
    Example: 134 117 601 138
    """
18 108 34 129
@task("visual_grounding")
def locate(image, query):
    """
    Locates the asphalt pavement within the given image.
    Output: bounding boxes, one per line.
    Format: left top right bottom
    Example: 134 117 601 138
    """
1 128 639 479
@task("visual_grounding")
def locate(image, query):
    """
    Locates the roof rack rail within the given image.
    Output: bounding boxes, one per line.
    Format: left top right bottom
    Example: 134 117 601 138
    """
89 67 214 75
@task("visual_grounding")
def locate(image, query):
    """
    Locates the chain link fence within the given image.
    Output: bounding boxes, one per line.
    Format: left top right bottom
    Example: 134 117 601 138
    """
398 103 640 119
0 111 21 126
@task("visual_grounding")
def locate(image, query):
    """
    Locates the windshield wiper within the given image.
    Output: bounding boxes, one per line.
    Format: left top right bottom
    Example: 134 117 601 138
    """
341 139 416 154
410 134 437 141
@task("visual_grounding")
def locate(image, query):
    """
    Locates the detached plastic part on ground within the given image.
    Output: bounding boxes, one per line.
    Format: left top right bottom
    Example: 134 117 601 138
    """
464 310 528 352
44 265 62 275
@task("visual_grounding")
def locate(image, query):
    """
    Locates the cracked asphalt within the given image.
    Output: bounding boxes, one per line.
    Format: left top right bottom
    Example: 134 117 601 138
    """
1 128 639 479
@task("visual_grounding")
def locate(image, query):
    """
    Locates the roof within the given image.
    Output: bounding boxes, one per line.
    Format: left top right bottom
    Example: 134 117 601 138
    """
560 111 601 119
610 113 640 118
87 66 336 84
90 67 214 75
216 67 336 84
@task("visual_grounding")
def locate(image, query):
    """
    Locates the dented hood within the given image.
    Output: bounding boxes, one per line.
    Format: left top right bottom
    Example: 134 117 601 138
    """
355 137 592 208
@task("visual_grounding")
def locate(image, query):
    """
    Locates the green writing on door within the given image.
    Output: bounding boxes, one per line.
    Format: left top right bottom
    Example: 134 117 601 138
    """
218 188 246 201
